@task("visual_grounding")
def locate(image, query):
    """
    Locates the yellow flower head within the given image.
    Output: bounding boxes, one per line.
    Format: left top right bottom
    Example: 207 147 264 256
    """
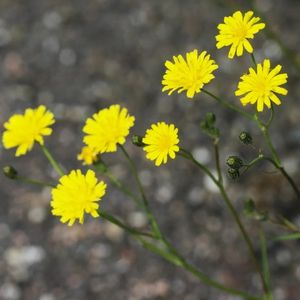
143 122 180 166
216 11 265 59
51 169 107 226
235 59 288 112
2 105 55 156
77 146 99 165
162 49 218 99
83 104 135 153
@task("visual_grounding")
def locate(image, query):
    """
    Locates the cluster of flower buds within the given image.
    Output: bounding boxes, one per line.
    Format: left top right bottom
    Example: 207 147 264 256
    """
226 155 244 179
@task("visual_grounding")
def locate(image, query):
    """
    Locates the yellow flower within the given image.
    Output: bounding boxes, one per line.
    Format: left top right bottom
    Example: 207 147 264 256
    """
235 59 288 112
51 169 107 226
162 49 218 99
143 122 180 166
216 11 265 59
77 146 99 165
83 104 135 153
2 105 55 156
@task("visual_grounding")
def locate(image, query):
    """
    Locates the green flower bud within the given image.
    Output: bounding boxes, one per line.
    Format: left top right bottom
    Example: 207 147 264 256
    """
93 159 108 173
227 167 239 180
226 156 243 170
243 198 255 216
239 131 253 145
3 166 18 179
132 135 145 147
205 112 216 124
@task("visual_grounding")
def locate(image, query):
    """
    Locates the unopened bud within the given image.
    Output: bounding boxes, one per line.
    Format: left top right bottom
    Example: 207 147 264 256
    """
227 167 239 180
243 198 255 216
3 166 18 179
239 131 253 145
205 112 216 124
93 159 108 173
132 135 145 147
226 156 243 170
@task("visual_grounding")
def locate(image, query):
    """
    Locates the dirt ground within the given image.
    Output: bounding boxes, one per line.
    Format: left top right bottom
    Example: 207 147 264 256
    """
0 0 300 299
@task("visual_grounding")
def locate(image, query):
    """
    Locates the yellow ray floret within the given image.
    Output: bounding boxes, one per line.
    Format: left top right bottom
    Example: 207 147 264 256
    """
235 59 288 112
83 104 135 153
143 122 180 166
51 169 107 226
216 11 265 59
77 146 99 165
162 49 218 99
2 105 55 156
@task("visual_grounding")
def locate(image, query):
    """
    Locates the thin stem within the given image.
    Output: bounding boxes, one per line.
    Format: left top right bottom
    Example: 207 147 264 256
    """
242 155 265 174
218 185 269 295
201 88 255 121
15 176 56 188
213 141 223 183
258 125 281 167
100 211 155 239
103 210 261 300
250 53 257 66
113 146 261 299
179 148 219 186
277 166 300 199
259 228 272 300
273 232 300 242
181 148 268 295
204 86 300 199
266 105 274 129
40 144 64 176
93 164 144 210
118 144 162 239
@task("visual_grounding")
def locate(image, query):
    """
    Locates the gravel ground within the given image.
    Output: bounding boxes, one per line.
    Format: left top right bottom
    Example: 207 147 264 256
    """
0 1 300 299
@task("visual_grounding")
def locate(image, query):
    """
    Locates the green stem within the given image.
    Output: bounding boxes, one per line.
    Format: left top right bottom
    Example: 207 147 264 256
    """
259 228 272 299
112 146 261 299
16 176 56 188
202 89 300 199
277 166 300 199
250 53 257 67
181 148 268 295
242 155 265 174
179 148 219 185
218 178 269 296
103 211 261 300
201 88 255 121
214 141 223 183
100 211 155 239
93 164 144 210
118 144 162 239
266 105 274 129
40 144 64 176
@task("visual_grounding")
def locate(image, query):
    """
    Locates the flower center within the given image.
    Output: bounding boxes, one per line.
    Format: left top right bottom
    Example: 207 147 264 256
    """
158 135 172 152
234 23 248 41
255 78 271 97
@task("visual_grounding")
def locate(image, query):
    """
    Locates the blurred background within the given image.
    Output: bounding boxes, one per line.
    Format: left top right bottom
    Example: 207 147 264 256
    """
0 0 299 299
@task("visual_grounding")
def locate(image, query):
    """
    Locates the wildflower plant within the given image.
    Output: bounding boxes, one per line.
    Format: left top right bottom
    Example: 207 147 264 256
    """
2 8 300 300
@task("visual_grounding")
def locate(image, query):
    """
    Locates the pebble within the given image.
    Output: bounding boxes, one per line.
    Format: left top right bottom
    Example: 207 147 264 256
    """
59 48 77 66
0 283 20 300
128 211 148 228
27 206 47 223
155 184 174 204
4 246 46 278
191 147 211 165
43 11 62 29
